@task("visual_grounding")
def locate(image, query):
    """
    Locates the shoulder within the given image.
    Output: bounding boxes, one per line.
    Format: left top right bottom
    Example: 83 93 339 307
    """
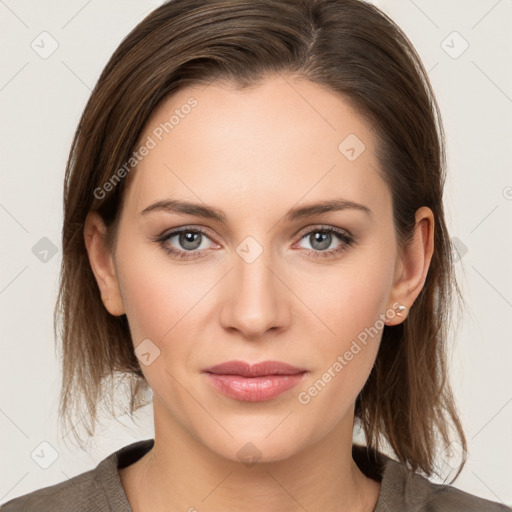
377 455 511 512
0 439 152 512
0 466 100 512
352 444 510 512
0 445 131 512
425 481 511 511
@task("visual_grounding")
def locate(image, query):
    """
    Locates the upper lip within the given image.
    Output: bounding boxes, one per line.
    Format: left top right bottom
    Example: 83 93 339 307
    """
203 360 307 377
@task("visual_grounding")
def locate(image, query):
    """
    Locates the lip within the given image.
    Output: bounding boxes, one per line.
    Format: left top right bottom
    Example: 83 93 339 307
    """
202 360 308 402
203 360 307 377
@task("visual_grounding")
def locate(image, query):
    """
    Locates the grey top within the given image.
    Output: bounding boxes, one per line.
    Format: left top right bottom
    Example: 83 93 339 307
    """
1 439 509 511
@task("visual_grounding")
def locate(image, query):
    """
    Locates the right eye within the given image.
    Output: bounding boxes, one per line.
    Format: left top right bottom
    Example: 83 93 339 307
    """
156 227 218 260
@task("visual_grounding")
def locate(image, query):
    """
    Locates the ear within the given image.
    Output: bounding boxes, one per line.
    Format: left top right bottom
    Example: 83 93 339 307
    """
385 206 434 326
84 211 125 316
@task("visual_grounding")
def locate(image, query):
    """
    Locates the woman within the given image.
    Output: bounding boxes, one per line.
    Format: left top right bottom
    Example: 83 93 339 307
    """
1 0 508 511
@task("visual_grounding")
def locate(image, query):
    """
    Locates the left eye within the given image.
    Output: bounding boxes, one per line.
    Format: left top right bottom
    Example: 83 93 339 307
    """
294 226 355 258
297 228 351 251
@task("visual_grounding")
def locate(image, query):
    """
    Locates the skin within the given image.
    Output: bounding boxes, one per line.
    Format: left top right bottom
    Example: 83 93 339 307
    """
85 74 434 512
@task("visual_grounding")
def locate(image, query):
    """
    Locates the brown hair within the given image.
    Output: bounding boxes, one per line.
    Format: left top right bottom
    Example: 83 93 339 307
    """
55 0 467 480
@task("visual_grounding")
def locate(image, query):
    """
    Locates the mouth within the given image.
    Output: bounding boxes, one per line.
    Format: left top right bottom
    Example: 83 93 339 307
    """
202 360 308 402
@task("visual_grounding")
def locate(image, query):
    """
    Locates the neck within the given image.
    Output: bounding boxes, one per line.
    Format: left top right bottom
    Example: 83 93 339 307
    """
120 399 380 512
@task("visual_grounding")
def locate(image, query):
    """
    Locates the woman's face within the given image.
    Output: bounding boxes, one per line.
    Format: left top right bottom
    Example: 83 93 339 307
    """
105 75 405 462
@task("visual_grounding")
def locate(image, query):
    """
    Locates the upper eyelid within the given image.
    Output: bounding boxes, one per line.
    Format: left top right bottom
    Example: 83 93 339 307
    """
295 224 352 238
161 225 217 243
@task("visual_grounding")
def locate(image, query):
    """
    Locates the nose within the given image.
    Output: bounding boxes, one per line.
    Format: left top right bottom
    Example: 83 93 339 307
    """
219 243 290 340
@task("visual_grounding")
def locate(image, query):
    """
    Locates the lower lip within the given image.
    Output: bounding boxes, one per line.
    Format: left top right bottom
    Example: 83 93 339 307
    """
204 372 307 402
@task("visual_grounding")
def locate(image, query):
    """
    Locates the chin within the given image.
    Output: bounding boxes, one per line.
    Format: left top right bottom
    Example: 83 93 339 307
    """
200 428 308 466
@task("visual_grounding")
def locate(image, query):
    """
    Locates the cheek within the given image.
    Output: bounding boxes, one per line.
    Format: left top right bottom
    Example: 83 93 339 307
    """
116 245 212 396
292 241 395 413
298 244 395 345
115 237 214 354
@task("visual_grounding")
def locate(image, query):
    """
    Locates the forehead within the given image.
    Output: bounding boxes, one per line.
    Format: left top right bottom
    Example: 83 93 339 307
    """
122 74 389 220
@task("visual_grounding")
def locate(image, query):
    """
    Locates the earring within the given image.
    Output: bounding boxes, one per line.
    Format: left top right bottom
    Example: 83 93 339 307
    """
102 296 110 302
396 304 406 317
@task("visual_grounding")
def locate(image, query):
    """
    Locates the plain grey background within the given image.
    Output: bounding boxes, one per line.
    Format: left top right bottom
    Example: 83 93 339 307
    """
1 0 511 506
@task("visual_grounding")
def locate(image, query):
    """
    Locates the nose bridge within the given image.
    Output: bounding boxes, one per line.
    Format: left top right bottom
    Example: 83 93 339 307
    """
220 234 286 337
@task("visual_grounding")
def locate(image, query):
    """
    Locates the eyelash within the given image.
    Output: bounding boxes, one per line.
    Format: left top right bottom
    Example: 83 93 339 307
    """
154 225 356 261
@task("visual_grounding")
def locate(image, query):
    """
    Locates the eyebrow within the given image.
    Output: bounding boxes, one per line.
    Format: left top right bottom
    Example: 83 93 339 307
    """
139 197 372 222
